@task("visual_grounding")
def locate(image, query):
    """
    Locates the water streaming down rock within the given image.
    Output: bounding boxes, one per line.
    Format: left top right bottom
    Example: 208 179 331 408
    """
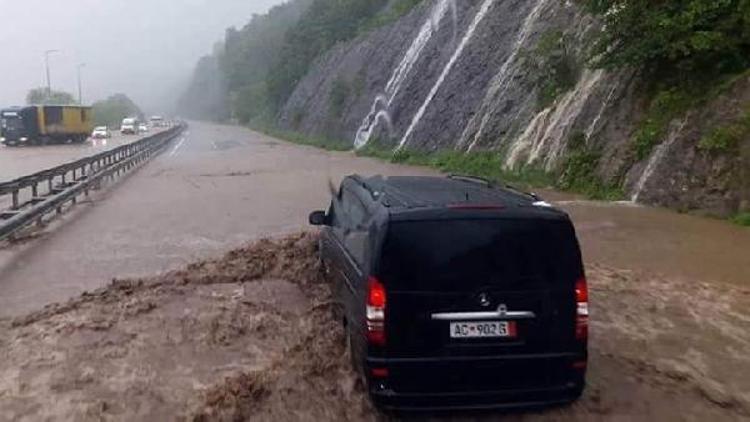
503 69 605 170
631 119 689 203
398 0 497 150
585 82 619 140
459 0 554 152
353 0 453 149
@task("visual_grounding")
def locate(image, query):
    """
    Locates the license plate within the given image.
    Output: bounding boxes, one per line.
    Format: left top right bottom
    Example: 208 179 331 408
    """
450 321 516 338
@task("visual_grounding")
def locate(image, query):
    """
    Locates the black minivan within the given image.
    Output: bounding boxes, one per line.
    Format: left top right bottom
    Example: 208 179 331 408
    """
309 175 588 411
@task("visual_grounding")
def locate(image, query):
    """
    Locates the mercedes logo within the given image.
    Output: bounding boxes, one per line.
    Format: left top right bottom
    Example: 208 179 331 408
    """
478 293 491 307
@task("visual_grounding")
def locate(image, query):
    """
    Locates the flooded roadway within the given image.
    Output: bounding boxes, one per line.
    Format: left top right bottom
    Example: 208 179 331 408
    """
0 121 748 420
565 200 750 288
0 121 747 315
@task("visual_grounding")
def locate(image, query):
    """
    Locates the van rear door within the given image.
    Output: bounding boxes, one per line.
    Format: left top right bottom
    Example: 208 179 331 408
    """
379 217 583 359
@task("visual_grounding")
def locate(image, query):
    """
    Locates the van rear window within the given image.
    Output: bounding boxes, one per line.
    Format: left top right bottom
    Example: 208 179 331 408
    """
380 219 581 292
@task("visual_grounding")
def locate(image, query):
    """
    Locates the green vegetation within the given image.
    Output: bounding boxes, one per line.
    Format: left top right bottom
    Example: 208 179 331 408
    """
361 0 424 31
559 133 624 200
699 105 750 152
264 0 392 113
525 30 581 109
180 0 423 124
631 88 694 159
583 0 750 158
582 0 750 85
264 128 628 200
255 125 352 151
328 78 352 118
732 212 750 226
91 94 142 128
358 145 555 188
26 88 76 105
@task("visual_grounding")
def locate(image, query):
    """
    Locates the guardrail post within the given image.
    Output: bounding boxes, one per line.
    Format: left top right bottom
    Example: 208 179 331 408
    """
84 165 90 196
12 190 19 209
32 183 38 199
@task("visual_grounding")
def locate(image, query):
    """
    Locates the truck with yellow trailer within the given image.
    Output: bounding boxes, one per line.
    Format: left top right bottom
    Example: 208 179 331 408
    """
0 105 94 146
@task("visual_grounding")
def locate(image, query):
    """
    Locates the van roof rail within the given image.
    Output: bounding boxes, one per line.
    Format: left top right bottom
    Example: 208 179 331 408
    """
447 174 493 187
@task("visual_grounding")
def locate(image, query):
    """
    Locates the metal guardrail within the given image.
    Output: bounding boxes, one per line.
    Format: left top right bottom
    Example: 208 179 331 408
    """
0 124 186 241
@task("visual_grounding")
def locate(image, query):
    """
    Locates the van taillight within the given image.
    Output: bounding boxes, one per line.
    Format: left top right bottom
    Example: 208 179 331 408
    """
575 277 589 341
366 276 386 347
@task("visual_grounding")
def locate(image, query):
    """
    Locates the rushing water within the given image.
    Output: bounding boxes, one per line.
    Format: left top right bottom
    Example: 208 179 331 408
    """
531 189 750 287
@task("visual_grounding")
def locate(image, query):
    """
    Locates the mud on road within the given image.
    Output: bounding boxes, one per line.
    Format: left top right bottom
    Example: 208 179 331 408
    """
0 233 748 421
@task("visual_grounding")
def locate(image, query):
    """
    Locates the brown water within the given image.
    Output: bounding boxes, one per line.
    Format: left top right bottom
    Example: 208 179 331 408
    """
550 199 750 288
0 122 749 419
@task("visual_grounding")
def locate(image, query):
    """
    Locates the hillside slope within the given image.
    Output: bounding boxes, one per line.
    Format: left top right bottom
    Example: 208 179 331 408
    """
276 0 750 217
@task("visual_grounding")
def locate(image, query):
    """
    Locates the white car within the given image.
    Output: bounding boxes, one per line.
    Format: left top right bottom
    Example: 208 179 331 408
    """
91 126 111 139
138 124 149 133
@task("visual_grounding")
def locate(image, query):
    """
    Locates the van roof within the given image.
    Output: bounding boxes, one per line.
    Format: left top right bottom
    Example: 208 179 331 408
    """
351 175 567 220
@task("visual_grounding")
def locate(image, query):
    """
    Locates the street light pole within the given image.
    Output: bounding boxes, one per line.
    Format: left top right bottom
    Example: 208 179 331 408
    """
44 49 60 97
77 63 86 105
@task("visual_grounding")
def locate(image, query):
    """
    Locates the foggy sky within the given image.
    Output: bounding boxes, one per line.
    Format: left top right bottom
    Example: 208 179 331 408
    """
0 0 284 113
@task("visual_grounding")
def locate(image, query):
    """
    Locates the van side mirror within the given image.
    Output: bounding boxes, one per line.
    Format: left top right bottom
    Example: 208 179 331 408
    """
309 210 329 226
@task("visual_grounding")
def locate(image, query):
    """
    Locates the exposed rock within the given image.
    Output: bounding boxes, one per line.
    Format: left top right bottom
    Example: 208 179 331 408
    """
278 0 750 217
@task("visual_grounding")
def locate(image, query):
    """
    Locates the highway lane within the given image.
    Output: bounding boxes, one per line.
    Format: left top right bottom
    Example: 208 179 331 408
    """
0 130 163 183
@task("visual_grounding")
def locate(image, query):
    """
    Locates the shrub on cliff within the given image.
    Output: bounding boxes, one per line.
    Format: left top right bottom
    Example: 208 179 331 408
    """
583 0 750 84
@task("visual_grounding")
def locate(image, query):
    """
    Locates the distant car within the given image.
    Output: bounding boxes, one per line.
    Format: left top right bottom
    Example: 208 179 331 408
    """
310 175 588 411
91 126 111 139
138 124 149 133
121 118 138 135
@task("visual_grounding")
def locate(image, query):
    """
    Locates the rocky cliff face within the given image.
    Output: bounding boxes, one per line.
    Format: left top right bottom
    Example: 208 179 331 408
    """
277 0 750 217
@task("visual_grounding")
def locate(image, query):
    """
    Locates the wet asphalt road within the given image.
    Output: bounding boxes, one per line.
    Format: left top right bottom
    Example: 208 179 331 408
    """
0 121 748 317
0 131 160 183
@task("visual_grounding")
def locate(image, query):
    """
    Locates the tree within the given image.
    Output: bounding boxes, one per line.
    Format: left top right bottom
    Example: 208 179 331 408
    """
582 0 750 84
265 0 389 112
26 88 76 105
91 94 143 128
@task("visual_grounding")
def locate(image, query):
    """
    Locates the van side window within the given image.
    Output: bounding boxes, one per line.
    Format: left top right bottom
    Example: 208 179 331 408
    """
341 188 369 268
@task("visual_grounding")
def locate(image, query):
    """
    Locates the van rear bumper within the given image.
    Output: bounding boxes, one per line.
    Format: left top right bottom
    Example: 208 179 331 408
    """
366 352 586 411
370 384 583 411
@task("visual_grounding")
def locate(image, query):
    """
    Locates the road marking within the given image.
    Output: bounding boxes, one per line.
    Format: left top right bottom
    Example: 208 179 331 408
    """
170 137 187 157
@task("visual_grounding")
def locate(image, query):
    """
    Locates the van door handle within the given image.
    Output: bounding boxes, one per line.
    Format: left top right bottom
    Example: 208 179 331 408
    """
431 310 536 321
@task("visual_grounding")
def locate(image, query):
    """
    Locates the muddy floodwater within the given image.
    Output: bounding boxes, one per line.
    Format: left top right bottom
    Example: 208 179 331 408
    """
0 215 748 421
0 123 748 420
550 198 750 288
